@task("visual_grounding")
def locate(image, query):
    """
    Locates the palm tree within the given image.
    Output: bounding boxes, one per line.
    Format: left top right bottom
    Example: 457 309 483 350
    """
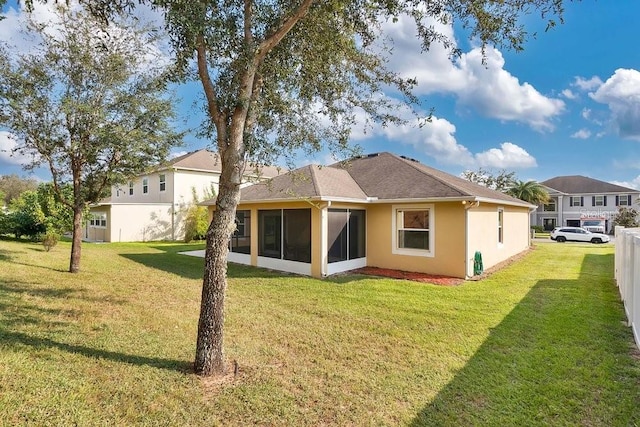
506 180 550 205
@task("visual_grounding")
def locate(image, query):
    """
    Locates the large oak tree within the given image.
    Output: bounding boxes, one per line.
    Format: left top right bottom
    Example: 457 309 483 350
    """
4 0 569 376
0 4 181 273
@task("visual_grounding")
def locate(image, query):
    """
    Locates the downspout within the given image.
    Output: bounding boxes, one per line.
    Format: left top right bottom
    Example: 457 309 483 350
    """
464 203 469 278
463 200 480 278
462 200 480 278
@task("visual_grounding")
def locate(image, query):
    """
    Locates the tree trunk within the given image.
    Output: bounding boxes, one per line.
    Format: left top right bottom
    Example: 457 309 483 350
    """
194 147 244 376
69 205 83 273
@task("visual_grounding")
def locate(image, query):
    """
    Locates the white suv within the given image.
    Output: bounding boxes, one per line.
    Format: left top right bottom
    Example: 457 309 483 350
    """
550 227 610 244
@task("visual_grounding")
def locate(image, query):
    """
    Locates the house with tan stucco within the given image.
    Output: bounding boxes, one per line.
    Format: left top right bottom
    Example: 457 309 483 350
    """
86 149 279 242
202 152 535 279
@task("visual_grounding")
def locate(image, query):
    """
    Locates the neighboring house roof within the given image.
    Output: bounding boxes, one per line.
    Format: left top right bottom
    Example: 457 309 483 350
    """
160 149 280 178
541 175 637 195
204 152 533 207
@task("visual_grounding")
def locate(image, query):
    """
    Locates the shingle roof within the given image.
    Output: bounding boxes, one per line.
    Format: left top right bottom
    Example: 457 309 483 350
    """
335 152 523 203
160 149 280 178
240 164 368 202
541 175 637 195
231 152 530 206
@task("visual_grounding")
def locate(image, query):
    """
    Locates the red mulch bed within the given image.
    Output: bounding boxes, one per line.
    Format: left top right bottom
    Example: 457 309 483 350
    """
352 267 464 286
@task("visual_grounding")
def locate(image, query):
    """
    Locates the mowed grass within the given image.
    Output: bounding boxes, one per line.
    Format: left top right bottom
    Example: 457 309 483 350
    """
0 239 639 426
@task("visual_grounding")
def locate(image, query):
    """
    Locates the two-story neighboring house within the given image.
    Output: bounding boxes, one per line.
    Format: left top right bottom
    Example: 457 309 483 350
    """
531 175 640 233
86 149 279 242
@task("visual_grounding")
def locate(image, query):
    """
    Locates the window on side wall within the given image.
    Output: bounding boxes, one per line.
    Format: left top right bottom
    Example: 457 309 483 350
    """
129 181 134 196
393 205 433 256
617 195 631 206
498 208 504 244
159 174 166 192
142 177 149 194
89 214 107 228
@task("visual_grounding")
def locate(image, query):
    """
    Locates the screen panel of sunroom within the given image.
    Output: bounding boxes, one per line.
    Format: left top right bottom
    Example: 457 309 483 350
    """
328 209 365 263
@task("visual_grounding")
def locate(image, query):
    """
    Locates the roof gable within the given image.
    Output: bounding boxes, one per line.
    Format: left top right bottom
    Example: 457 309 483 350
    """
159 149 280 178
240 165 367 202
542 175 637 194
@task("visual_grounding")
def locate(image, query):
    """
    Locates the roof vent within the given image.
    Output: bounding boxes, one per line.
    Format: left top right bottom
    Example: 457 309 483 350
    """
400 155 420 163
366 153 379 158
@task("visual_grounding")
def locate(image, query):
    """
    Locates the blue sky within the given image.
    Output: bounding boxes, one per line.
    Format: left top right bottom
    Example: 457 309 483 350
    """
2 1 640 189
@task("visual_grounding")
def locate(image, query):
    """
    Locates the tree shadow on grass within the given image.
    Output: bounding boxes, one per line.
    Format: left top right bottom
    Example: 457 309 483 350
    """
122 245 313 281
410 253 640 426
0 330 192 373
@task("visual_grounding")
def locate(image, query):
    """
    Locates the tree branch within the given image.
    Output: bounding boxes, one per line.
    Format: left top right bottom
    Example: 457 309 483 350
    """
196 34 225 137
255 0 316 64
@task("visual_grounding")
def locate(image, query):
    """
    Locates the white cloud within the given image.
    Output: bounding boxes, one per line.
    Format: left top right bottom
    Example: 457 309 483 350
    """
571 129 591 139
474 142 537 169
611 177 640 191
381 115 474 166
581 108 592 120
590 68 640 141
382 15 467 93
574 76 604 91
562 89 577 100
455 47 565 131
379 15 564 131
168 150 188 160
0 131 31 166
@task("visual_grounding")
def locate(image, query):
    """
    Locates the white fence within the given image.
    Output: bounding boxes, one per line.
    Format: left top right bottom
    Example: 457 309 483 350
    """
614 226 640 350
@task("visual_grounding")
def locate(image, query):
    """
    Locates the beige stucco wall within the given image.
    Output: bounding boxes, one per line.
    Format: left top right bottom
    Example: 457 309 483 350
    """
466 204 530 277
106 203 174 242
173 170 221 208
206 200 530 279
366 202 467 278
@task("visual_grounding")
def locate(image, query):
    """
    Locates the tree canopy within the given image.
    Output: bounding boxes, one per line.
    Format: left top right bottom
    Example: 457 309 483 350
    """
0 174 39 206
506 180 550 205
2 0 570 377
0 4 182 272
461 168 517 192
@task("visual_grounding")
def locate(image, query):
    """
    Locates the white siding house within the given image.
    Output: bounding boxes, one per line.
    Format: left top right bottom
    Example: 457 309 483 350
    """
86 149 279 242
531 175 640 233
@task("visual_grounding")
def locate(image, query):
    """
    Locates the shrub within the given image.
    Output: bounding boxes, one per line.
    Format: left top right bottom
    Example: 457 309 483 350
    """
42 232 59 252
531 225 544 233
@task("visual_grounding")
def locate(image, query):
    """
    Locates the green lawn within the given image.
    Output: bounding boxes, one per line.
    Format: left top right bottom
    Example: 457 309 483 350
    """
0 239 638 426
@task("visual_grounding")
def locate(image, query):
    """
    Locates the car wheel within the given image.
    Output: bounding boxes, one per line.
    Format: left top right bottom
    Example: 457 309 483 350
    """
591 238 602 244
556 236 566 242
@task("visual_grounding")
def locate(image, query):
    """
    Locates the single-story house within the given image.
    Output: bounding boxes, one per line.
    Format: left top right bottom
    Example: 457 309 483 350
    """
202 152 535 279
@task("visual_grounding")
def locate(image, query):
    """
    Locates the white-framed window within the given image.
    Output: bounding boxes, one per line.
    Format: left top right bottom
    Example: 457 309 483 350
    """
142 177 149 194
570 196 583 207
593 195 605 206
159 174 166 192
89 213 107 228
543 199 556 212
618 195 631 206
498 207 504 244
116 187 122 197
392 204 434 257
129 181 134 196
